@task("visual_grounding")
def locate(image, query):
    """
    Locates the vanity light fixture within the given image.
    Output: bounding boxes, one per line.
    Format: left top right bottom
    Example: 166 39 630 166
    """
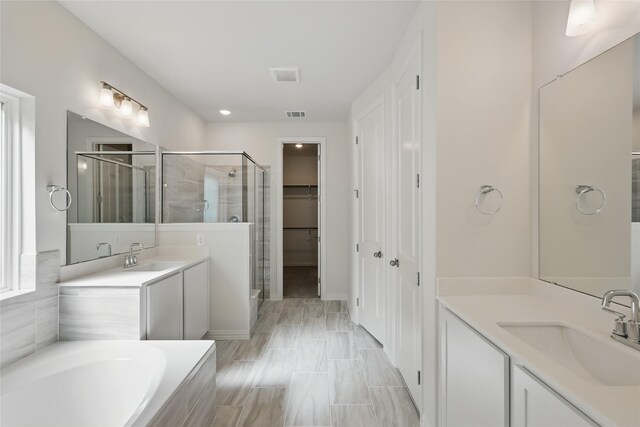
98 81 150 126
219 109 231 116
566 0 598 37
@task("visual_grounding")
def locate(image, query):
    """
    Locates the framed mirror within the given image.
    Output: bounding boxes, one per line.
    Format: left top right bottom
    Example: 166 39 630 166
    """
66 111 156 264
539 33 640 298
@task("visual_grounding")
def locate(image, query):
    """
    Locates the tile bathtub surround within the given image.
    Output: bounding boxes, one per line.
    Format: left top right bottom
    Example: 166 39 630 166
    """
0 250 60 368
211 298 419 427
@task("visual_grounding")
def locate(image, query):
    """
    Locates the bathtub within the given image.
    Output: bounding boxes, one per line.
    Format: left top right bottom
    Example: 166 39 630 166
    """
1 340 215 426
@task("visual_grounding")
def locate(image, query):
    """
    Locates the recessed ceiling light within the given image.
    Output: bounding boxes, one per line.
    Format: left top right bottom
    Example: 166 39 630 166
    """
295 144 303 148
219 109 231 116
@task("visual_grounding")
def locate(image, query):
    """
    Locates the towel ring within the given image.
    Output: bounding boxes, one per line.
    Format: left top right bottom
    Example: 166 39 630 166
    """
575 185 606 215
46 185 72 212
475 185 503 215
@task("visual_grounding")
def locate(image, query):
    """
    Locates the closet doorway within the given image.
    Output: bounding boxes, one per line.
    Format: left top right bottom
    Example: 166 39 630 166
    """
276 137 327 300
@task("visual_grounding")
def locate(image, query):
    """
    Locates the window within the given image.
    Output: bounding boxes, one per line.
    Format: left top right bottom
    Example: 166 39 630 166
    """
0 84 31 295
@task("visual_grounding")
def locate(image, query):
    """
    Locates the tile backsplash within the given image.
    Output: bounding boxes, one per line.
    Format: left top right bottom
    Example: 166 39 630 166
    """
0 250 60 368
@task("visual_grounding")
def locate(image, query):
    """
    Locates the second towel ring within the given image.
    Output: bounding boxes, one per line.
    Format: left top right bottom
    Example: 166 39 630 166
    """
575 185 606 215
475 185 503 215
46 185 72 212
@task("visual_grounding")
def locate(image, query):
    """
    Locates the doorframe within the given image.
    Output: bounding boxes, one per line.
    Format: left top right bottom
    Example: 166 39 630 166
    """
275 136 327 300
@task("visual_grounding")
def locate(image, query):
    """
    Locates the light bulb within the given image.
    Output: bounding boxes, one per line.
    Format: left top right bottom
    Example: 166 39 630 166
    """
566 0 597 37
137 107 150 127
99 84 114 107
120 97 133 117
295 143 303 148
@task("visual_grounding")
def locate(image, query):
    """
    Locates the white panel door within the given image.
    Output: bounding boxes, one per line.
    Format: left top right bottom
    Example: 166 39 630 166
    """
394 47 422 403
357 101 386 344
439 307 509 427
184 261 209 340
147 272 183 340
512 366 597 427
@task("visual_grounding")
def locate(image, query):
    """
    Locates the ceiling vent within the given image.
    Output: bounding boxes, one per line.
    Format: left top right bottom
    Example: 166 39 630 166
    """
271 67 300 83
286 111 306 119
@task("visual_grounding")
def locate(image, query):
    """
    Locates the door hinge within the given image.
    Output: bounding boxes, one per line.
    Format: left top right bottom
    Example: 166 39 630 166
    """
354 189 359 199
356 243 359 253
416 75 420 90
416 174 420 188
417 272 420 287
418 370 421 385
318 277 321 283
357 297 360 307
355 136 359 145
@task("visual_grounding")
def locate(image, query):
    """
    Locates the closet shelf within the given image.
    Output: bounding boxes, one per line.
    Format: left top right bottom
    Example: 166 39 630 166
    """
283 226 318 230
283 184 318 188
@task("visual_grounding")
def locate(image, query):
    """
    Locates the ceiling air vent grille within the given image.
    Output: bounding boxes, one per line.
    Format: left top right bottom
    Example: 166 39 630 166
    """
286 111 306 119
270 67 300 83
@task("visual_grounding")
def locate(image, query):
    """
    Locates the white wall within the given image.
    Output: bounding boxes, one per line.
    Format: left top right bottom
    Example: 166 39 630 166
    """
0 1 206 265
531 1 640 276
436 1 532 278
205 121 350 299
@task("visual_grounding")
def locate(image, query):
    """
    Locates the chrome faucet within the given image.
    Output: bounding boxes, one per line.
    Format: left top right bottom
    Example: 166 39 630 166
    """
123 242 144 268
602 289 640 351
95 242 111 257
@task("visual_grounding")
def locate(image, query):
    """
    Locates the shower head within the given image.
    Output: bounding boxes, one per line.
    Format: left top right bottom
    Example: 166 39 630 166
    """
228 168 236 178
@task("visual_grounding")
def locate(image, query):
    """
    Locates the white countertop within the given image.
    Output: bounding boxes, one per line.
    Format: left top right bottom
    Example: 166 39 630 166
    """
59 254 208 288
437 278 640 427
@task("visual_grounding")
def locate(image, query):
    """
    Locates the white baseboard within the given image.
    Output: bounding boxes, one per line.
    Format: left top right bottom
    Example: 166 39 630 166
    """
205 330 250 340
322 294 347 301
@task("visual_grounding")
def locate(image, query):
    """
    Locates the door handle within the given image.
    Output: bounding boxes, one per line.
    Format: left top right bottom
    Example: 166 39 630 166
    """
373 251 382 258
390 258 399 267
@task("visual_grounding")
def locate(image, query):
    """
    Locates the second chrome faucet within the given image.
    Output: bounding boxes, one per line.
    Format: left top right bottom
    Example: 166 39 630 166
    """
123 242 144 268
602 289 640 351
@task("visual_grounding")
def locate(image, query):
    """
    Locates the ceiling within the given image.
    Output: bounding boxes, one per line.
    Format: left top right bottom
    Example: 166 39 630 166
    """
60 1 419 122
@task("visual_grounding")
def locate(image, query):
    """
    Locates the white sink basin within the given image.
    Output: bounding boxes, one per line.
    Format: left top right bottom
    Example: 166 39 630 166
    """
499 323 640 386
126 262 183 272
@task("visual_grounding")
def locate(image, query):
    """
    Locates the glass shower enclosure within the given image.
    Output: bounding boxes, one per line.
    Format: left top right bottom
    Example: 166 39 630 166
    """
162 152 266 302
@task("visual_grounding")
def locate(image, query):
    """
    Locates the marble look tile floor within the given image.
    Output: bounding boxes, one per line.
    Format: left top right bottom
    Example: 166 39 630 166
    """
211 298 420 427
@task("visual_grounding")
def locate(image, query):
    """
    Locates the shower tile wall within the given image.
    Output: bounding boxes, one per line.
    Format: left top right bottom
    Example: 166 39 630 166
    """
163 155 206 223
633 158 640 222
204 166 243 222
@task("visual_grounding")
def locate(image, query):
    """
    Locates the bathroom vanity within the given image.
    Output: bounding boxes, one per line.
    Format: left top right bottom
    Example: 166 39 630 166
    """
59 255 209 341
437 278 640 427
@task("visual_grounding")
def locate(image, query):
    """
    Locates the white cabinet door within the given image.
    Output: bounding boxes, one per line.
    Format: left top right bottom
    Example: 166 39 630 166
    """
147 273 183 340
440 307 509 427
512 366 597 427
184 261 209 340
357 99 386 344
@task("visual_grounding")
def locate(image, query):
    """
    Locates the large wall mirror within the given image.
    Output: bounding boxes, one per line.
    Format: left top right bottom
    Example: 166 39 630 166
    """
539 33 640 298
67 111 156 264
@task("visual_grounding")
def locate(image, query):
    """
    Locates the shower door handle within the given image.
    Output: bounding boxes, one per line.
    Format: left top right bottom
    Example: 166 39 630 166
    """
373 251 382 258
